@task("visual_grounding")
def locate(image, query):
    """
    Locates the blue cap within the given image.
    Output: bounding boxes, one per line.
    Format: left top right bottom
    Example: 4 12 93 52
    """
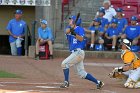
99 7 105 14
131 16 138 21
69 15 82 25
111 18 118 24
41 20 48 25
69 15 76 21
94 18 101 23
116 8 123 12
15 9 23 14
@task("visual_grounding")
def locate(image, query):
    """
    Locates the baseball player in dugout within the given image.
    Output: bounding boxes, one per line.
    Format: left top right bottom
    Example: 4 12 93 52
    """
60 14 104 89
109 39 140 88
6 9 26 56
35 20 53 60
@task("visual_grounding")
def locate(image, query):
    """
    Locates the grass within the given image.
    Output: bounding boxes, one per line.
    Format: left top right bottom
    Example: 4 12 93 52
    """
0 71 20 78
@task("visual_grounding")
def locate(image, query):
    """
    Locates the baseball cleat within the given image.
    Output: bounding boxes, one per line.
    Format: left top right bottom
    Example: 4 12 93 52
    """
49 55 54 59
60 81 69 88
97 81 104 89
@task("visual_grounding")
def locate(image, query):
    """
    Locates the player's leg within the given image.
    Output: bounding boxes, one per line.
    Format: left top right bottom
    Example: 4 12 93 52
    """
123 70 130 77
124 68 140 88
112 35 117 51
16 38 22 56
10 41 17 56
35 39 40 60
132 39 138 45
60 50 85 88
47 40 53 59
90 32 95 50
98 39 104 51
74 50 104 89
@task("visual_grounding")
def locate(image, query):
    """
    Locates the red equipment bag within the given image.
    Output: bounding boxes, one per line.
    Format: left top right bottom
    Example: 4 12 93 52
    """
39 44 50 60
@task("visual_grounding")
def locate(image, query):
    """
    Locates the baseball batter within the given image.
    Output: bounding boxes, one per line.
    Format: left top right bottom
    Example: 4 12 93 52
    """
60 15 104 89
109 39 140 88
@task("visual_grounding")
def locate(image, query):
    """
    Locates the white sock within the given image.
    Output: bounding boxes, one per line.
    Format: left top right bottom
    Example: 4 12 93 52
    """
90 44 94 48
112 46 115 49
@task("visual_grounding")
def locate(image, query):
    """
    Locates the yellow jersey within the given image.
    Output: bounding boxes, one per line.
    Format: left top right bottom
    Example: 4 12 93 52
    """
121 49 140 69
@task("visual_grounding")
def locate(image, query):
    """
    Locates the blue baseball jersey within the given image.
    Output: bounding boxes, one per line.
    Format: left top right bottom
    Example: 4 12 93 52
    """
6 19 26 43
100 17 109 28
65 26 85 51
117 18 128 32
38 27 53 40
139 26 140 35
106 27 120 37
88 26 104 33
124 25 140 40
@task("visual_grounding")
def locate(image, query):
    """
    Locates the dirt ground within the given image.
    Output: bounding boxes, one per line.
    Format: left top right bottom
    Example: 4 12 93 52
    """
0 55 139 93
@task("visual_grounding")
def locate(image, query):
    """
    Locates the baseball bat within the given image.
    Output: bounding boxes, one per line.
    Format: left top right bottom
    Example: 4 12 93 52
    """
75 12 80 24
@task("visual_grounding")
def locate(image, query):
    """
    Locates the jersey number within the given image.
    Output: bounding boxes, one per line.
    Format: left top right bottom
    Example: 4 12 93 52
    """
73 38 77 44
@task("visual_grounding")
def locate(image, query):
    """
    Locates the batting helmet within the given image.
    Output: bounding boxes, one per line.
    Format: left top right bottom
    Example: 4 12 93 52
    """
69 15 82 26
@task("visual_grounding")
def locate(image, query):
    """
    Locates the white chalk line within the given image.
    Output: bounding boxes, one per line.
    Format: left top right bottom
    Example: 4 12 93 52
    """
84 62 123 67
0 89 61 93
102 90 117 93
36 86 60 89
0 82 117 93
0 82 62 85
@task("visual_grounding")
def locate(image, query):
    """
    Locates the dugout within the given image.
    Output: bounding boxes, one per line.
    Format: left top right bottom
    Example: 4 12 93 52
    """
0 5 35 55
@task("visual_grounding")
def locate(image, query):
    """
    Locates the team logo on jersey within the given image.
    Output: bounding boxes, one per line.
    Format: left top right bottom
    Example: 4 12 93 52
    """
20 24 23 27
112 30 115 33
130 28 136 31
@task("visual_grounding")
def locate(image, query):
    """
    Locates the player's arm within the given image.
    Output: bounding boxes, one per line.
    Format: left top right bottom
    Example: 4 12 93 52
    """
7 30 18 38
75 34 83 41
7 21 18 38
37 28 43 41
104 25 109 32
122 19 128 33
99 32 104 37
122 25 128 33
65 28 71 34
84 28 91 33
70 27 84 41
18 34 25 38
105 32 111 39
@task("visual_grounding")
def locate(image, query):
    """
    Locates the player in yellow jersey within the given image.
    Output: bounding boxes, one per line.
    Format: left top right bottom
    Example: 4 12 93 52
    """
109 39 140 88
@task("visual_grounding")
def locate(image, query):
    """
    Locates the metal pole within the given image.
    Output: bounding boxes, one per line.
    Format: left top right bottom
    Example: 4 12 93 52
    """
63 20 66 48
31 21 36 46
24 24 28 56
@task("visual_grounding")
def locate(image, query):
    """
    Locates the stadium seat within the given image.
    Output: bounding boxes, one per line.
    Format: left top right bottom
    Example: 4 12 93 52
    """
111 0 124 9
110 0 125 6
133 14 140 22
138 7 140 13
62 0 69 5
123 5 138 22
124 0 140 6
112 4 122 9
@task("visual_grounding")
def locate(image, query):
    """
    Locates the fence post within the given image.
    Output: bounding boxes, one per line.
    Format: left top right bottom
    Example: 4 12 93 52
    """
63 20 66 48
24 24 28 56
31 21 36 46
